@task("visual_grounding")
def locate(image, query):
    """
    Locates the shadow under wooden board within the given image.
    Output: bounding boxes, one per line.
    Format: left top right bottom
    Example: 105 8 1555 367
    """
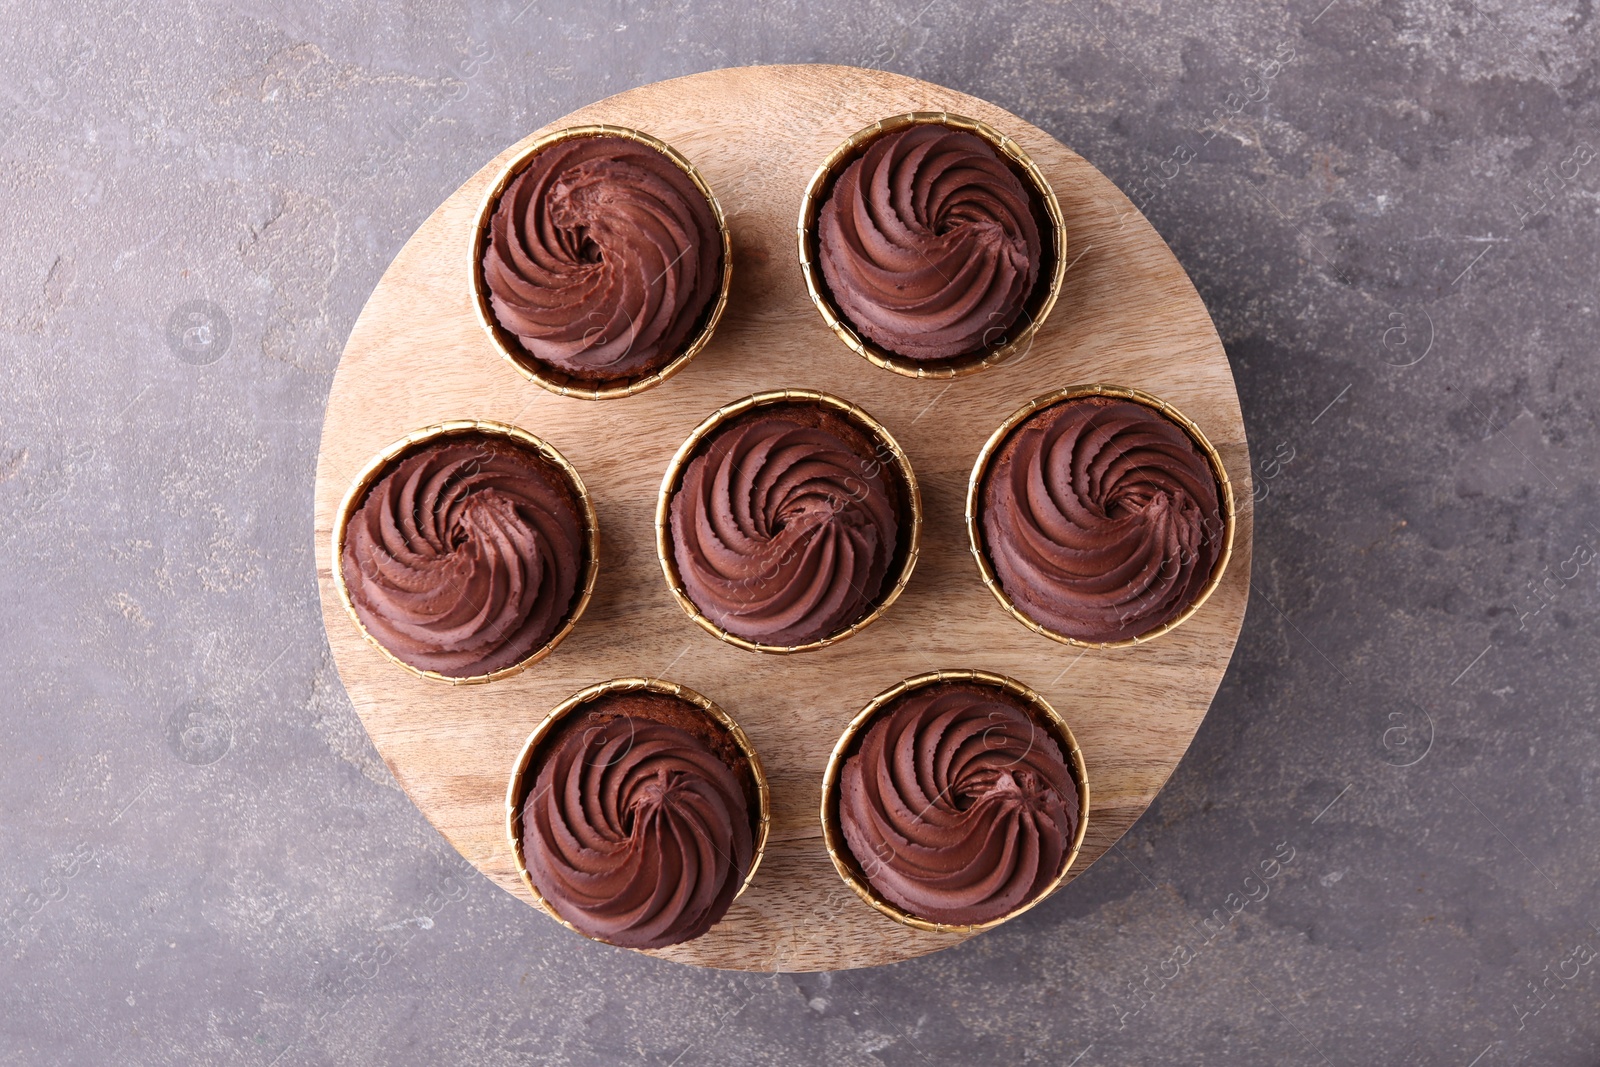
313 63 1254 971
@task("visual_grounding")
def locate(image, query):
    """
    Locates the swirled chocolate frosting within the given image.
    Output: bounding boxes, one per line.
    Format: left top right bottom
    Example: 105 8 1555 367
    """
817 123 1044 362
483 134 722 383
982 397 1224 643
839 682 1078 925
521 692 757 949
340 435 586 677
668 404 904 646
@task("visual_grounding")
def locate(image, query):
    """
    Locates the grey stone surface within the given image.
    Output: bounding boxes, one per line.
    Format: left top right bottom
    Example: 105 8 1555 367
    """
2 0 1597 1063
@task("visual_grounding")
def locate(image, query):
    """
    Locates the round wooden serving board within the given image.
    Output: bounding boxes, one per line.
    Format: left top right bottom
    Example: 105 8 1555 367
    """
313 64 1254 971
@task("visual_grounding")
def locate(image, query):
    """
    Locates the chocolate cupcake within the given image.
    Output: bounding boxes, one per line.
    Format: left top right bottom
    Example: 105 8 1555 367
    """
507 679 769 949
474 126 731 398
657 391 921 652
823 670 1088 930
969 386 1234 646
799 113 1065 378
333 421 598 682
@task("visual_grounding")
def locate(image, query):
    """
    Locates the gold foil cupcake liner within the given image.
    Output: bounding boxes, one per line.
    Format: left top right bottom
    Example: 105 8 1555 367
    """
966 384 1237 649
797 111 1068 380
330 419 601 685
654 389 923 654
470 124 734 400
504 677 772 939
820 669 1091 934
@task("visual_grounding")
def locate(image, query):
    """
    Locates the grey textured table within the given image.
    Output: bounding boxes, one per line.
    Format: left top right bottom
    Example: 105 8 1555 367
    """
3 2 1597 1064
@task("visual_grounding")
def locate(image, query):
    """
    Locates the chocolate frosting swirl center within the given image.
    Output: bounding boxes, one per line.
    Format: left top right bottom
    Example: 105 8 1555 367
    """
340 437 585 678
483 134 722 382
522 695 755 949
818 123 1044 362
982 397 1224 643
839 682 1078 926
668 406 902 646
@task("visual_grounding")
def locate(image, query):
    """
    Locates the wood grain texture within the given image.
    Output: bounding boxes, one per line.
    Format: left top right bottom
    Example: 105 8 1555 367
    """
312 64 1254 971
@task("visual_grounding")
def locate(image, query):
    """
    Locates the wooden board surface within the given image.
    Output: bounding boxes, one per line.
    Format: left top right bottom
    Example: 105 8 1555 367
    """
312 64 1254 971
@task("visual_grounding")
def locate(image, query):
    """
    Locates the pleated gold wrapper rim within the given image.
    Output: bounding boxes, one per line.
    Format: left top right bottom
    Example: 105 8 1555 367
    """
470 124 734 400
796 111 1068 380
820 668 1091 934
330 419 601 685
504 677 773 944
966 383 1237 650
654 389 923 654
